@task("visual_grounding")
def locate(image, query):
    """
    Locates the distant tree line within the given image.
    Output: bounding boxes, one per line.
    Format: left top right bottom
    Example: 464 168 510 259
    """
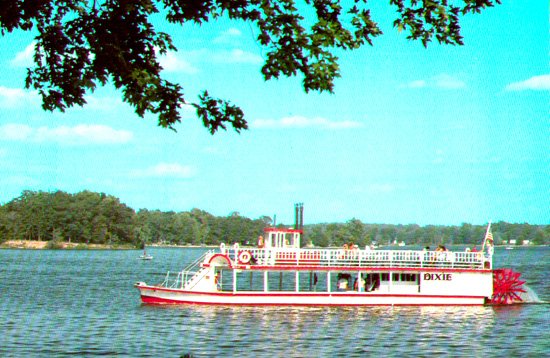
306 220 550 247
0 190 137 246
0 190 270 247
1 191 548 247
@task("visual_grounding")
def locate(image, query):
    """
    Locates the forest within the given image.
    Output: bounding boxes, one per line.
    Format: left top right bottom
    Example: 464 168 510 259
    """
0 190 548 248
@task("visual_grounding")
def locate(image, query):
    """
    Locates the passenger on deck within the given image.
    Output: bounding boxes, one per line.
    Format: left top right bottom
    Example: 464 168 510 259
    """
340 244 349 259
436 245 449 262
373 274 381 290
337 273 349 291
354 277 366 291
362 274 373 292
423 247 434 265
257 235 264 248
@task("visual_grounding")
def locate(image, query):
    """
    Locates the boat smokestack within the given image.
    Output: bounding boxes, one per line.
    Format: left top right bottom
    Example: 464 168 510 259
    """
294 203 304 230
294 204 298 230
299 203 304 231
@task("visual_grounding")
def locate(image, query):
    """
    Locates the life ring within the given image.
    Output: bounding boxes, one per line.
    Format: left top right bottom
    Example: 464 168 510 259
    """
238 251 252 264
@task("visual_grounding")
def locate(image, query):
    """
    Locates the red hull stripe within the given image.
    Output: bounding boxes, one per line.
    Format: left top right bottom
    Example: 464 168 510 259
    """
137 286 485 300
140 295 484 306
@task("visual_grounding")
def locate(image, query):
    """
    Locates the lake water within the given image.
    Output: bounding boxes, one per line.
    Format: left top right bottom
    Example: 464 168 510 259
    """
1 246 548 357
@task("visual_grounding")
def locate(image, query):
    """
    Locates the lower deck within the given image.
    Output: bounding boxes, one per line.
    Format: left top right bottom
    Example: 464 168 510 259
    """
215 268 493 297
136 283 488 306
136 266 493 306
218 270 422 294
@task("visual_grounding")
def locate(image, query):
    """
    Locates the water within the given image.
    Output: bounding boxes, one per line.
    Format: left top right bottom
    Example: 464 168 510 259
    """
1 246 548 357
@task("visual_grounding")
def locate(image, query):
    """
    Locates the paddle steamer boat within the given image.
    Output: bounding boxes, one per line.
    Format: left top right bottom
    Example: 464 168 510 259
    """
135 207 525 306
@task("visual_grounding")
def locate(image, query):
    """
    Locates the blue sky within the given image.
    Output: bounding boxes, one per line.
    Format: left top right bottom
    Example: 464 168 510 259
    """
0 1 548 226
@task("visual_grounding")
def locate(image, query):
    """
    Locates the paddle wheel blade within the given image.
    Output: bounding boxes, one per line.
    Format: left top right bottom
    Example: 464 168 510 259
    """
489 268 526 305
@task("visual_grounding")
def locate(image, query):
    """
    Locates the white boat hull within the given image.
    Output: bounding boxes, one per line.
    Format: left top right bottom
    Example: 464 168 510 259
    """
135 283 486 306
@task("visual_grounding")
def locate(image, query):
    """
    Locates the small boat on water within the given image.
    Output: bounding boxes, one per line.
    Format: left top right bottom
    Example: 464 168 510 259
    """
135 206 526 306
139 250 153 260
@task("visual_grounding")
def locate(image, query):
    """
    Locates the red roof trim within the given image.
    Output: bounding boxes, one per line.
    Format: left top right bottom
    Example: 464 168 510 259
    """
263 227 303 234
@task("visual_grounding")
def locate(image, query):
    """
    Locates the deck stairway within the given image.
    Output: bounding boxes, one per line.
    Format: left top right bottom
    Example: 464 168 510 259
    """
160 250 215 289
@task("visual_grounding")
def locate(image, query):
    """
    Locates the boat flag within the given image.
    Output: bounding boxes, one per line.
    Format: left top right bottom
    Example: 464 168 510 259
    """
481 223 494 254
486 231 494 244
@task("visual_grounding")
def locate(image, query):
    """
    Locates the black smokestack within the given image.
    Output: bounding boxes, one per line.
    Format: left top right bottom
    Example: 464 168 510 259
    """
299 203 304 231
294 203 304 230
294 203 299 230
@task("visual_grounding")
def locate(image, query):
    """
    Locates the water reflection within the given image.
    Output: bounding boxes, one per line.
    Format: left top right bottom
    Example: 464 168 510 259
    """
145 305 504 357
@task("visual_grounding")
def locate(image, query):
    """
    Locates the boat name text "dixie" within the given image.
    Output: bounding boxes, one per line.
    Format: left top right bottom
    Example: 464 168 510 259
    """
423 273 452 281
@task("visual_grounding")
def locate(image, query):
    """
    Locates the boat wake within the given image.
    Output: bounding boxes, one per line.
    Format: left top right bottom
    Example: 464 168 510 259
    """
518 285 546 304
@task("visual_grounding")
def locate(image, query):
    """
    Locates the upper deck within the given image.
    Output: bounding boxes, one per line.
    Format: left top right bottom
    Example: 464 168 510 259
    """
226 246 490 270
213 226 494 271
211 227 493 271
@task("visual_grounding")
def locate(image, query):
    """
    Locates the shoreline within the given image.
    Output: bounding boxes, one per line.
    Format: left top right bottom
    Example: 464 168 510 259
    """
0 240 136 250
1 240 545 250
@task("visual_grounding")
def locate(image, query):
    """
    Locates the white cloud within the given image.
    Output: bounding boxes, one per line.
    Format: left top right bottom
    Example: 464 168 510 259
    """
212 49 263 64
406 80 427 88
228 49 262 64
131 163 196 179
433 74 466 89
432 149 445 164
158 47 262 73
0 86 38 108
214 28 243 43
11 41 35 68
159 50 199 74
402 74 466 89
505 74 550 91
0 124 133 144
251 115 363 129
226 28 242 36
0 124 34 140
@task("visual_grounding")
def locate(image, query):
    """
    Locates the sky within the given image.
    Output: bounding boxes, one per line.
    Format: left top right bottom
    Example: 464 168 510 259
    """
0 1 548 226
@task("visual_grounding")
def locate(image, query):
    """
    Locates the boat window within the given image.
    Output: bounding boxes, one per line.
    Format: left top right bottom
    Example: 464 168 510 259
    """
234 271 265 291
402 273 417 282
389 273 419 282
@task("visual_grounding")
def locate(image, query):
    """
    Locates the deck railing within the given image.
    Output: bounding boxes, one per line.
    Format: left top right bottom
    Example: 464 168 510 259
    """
161 249 215 288
229 247 489 270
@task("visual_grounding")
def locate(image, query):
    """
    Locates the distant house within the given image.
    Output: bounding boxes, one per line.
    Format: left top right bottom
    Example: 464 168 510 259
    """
522 240 530 246
509 239 517 245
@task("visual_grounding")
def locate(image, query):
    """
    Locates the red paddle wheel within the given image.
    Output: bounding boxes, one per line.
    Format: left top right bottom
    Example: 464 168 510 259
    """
489 268 526 305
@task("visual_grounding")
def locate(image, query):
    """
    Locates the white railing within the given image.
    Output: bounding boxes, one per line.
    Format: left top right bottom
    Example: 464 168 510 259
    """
160 250 215 288
229 247 488 270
